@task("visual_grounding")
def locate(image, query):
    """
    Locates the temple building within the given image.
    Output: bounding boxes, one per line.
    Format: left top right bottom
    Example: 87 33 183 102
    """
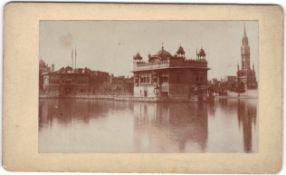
237 26 258 90
132 45 210 101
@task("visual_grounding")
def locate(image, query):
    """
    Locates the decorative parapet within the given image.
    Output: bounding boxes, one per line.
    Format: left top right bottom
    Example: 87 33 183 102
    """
133 59 208 72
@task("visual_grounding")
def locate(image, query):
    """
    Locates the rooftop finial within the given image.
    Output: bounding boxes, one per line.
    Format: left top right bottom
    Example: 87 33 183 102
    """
161 42 164 50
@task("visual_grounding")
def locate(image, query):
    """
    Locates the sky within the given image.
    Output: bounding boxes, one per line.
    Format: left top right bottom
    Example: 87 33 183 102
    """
40 21 258 79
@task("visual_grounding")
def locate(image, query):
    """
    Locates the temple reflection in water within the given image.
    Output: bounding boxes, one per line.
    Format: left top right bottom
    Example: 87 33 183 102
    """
132 103 208 152
39 99 257 153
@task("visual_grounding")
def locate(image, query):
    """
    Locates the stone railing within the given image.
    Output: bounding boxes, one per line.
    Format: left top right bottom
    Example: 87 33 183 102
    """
133 59 208 71
133 60 170 71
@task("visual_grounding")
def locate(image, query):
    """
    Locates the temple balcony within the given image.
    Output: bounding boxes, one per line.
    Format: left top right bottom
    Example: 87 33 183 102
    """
133 59 208 72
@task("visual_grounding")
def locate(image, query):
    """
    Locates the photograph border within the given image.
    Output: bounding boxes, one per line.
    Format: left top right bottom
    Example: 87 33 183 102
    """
3 3 283 173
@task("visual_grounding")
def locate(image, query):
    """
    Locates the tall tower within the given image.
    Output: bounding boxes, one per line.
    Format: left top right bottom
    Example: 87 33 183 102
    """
241 25 251 70
237 24 258 90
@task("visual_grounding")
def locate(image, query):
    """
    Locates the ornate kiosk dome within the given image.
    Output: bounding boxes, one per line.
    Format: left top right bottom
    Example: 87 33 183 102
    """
133 52 143 62
198 48 206 57
176 45 185 55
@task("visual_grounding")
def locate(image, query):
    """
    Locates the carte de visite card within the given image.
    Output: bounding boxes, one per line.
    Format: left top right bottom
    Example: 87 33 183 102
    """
2 2 283 173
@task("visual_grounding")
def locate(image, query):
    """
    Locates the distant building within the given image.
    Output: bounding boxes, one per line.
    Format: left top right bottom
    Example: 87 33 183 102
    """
225 76 237 90
40 49 133 97
132 45 210 100
109 75 133 95
39 59 54 91
237 26 258 90
41 67 111 97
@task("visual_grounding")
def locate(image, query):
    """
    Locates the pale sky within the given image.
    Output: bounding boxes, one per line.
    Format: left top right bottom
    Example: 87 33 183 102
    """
40 21 258 79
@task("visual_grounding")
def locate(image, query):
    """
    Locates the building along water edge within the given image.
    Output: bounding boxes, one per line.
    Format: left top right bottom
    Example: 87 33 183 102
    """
39 26 257 102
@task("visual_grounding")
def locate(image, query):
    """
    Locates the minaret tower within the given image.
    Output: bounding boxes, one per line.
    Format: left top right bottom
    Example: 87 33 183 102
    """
241 24 251 70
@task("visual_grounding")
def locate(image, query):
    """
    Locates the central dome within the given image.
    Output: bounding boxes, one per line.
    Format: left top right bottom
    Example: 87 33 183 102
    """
152 46 172 60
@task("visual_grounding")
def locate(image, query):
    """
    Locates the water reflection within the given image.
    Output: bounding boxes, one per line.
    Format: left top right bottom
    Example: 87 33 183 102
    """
237 100 257 153
39 98 257 153
132 103 208 152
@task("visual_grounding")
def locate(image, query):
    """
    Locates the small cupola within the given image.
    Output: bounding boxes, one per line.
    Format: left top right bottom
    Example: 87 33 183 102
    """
175 45 186 58
197 47 206 59
133 52 143 62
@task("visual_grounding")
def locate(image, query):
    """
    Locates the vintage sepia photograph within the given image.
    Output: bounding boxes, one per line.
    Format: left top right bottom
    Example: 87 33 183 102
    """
39 21 258 153
3 2 283 172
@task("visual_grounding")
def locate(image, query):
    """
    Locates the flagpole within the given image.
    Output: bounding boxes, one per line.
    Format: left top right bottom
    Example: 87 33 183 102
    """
75 47 77 69
71 48 74 69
